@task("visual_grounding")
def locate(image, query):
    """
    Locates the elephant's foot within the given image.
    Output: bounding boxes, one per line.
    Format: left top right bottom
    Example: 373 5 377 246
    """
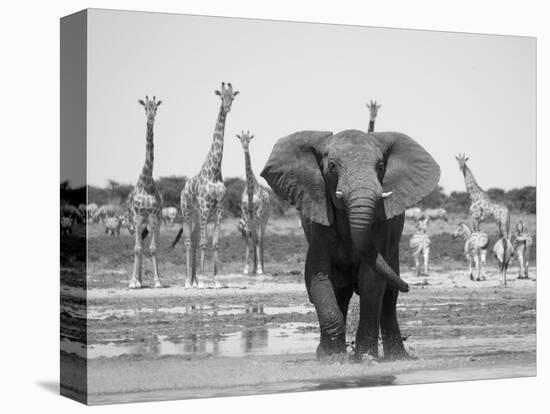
153 279 162 289
352 350 380 363
316 333 346 362
353 340 379 362
382 348 415 361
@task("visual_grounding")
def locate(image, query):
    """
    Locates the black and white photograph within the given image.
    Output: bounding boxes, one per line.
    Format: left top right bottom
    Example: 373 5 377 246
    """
57 8 538 405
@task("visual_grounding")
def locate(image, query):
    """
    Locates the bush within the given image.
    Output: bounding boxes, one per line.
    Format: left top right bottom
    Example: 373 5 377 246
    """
83 178 536 217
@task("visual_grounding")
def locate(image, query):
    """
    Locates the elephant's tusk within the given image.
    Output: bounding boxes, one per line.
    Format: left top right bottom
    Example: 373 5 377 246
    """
335 190 344 199
381 191 393 199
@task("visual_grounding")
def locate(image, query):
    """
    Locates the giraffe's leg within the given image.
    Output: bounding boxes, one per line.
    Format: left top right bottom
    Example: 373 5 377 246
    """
258 223 266 275
255 242 261 276
212 206 224 288
198 212 208 288
472 218 480 233
184 219 193 288
243 232 250 275
129 216 143 289
149 216 162 289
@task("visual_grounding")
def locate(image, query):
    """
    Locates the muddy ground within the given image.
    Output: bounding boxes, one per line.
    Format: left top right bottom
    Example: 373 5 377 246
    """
60 215 536 404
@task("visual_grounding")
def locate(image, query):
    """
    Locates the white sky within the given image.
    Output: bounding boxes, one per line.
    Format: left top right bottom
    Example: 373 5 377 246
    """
82 9 536 193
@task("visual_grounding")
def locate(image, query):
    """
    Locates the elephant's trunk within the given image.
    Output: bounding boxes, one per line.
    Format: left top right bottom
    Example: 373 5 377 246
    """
374 254 409 292
347 187 410 293
347 186 377 255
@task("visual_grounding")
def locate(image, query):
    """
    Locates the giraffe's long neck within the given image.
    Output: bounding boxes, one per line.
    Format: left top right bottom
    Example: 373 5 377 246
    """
201 105 227 181
137 121 154 189
461 165 484 199
244 148 258 211
368 116 376 133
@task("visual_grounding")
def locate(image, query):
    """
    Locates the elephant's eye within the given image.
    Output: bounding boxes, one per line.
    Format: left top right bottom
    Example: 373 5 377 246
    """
328 161 337 172
376 161 385 175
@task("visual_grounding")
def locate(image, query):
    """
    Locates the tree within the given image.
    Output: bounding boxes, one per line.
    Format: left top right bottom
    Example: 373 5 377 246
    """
444 191 471 213
418 185 447 209
157 175 187 207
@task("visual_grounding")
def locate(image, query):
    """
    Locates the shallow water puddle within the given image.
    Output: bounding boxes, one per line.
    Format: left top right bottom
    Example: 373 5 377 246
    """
62 322 319 359
85 303 314 320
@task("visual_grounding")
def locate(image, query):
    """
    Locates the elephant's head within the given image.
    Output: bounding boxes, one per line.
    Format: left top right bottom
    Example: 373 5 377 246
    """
261 130 440 255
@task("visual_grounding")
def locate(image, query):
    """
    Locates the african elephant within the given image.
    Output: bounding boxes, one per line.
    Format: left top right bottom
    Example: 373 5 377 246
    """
261 129 440 361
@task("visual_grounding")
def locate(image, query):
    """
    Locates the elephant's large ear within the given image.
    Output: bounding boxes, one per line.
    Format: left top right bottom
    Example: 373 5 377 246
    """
261 131 333 226
373 132 440 219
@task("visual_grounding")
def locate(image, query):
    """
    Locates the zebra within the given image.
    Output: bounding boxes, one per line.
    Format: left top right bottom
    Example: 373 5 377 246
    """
162 206 178 225
493 237 514 286
78 203 87 219
61 204 83 229
409 217 431 276
513 221 533 279
453 222 489 281
60 216 74 235
92 204 121 223
85 203 98 222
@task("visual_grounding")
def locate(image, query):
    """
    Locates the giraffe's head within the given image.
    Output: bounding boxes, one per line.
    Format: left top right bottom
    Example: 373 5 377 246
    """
366 100 381 118
236 130 254 151
138 96 162 123
455 153 469 171
215 82 239 113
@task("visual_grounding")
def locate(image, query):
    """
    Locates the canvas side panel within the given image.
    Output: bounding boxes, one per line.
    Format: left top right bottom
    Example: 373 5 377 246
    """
60 9 88 405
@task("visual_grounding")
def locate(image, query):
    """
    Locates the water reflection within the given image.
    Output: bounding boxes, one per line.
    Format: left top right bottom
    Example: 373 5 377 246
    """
62 323 318 359
86 303 314 320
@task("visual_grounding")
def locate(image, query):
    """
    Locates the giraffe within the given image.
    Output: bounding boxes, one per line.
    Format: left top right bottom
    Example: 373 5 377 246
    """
366 99 381 133
171 82 239 288
236 131 271 275
456 154 510 237
127 96 163 289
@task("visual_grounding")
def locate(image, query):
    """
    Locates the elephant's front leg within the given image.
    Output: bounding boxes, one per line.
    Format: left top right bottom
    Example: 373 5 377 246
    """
305 246 346 360
355 260 386 360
